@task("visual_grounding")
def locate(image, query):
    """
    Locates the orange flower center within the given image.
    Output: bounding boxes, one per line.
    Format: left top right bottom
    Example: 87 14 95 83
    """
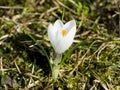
61 29 67 37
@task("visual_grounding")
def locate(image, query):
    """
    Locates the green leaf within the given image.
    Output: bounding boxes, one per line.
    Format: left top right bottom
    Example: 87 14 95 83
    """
24 30 52 71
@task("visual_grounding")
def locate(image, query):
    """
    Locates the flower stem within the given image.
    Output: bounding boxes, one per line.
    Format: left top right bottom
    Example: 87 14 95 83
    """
52 53 62 80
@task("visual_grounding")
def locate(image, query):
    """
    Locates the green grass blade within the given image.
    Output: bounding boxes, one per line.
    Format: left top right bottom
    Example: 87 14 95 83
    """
60 40 87 66
92 16 100 29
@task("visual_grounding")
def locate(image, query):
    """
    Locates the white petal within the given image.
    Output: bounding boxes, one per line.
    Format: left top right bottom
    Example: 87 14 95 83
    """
63 20 76 32
60 27 76 53
48 24 55 48
54 19 64 32
55 21 76 54
53 20 63 52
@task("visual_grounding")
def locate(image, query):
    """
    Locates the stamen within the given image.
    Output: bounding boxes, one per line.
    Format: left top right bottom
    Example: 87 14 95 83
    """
61 29 67 37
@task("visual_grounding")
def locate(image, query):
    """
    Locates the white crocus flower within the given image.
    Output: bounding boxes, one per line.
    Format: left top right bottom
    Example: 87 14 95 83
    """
48 19 76 54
